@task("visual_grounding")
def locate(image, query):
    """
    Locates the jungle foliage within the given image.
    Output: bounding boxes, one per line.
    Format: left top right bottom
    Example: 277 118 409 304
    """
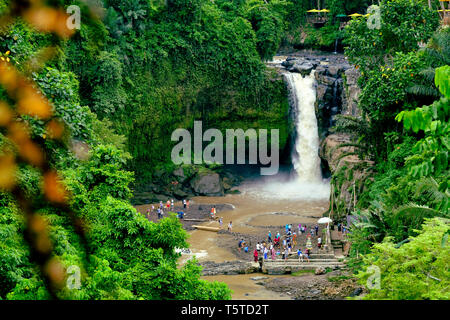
340 0 449 299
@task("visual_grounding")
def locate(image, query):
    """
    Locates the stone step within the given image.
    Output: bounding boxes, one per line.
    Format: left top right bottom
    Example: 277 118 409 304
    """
266 257 341 261
265 259 341 263
280 254 335 259
262 264 346 275
308 254 336 259
263 262 345 266
264 262 345 267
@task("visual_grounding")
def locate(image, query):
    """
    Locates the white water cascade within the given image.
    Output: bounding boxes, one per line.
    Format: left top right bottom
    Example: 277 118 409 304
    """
241 68 330 201
285 71 322 183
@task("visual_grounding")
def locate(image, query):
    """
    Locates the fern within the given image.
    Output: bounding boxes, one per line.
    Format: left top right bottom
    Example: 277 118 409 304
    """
415 177 450 213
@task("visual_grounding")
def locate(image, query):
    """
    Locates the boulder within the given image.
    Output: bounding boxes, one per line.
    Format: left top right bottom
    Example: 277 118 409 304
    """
281 60 294 68
328 64 345 78
315 266 326 275
190 170 224 196
291 61 314 76
316 73 336 86
172 167 187 183
315 65 328 76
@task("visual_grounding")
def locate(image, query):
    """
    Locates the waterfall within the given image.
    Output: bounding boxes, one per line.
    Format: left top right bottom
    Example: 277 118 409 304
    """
285 71 322 183
242 58 330 201
333 38 338 54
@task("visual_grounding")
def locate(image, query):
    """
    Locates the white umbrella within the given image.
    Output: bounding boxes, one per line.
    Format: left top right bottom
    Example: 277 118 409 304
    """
318 217 332 224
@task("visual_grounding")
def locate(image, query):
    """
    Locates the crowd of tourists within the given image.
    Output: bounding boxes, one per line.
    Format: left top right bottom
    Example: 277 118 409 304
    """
237 224 327 263
145 198 191 220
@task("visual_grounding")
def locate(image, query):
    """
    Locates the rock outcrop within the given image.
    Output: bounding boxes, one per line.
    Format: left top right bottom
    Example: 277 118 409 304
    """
190 170 224 196
201 261 260 276
341 67 362 117
273 53 373 220
320 133 374 214
132 165 243 204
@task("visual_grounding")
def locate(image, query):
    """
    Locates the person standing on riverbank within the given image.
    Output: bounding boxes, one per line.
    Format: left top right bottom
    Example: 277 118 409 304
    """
253 249 258 262
228 221 232 232
268 231 272 242
183 199 187 209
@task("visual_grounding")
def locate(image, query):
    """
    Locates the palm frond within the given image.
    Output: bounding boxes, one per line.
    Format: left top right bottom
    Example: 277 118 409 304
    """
406 84 440 97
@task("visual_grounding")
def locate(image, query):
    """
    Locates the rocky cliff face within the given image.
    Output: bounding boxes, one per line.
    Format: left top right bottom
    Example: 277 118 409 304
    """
274 52 372 218
318 65 372 218
341 67 362 117
320 134 374 215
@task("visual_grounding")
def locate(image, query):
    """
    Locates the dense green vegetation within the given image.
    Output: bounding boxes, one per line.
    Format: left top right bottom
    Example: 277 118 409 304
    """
62 0 295 183
0 0 448 301
0 0 240 299
336 0 449 299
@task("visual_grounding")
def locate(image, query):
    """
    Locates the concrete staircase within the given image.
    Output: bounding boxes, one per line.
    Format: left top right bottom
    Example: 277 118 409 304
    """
261 253 346 275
